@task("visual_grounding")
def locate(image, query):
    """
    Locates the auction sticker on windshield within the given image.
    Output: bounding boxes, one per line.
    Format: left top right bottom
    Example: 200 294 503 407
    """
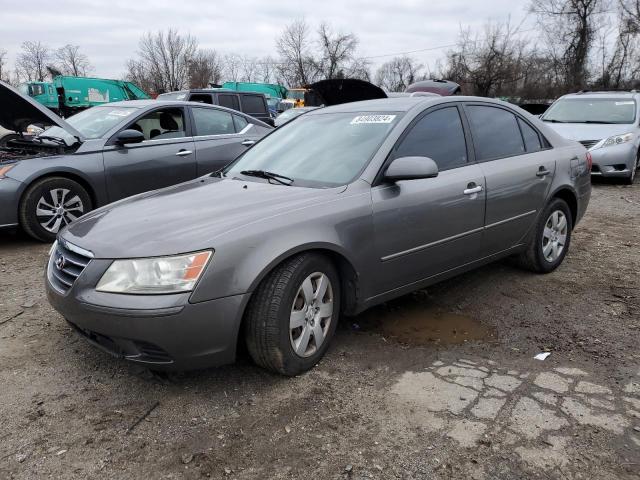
350 115 396 125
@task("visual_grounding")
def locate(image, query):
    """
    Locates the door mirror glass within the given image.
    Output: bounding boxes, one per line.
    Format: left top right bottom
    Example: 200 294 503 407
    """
384 156 439 181
115 129 145 145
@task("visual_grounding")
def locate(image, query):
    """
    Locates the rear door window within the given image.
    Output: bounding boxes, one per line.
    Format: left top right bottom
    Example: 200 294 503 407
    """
192 107 236 136
466 105 526 160
394 106 468 171
517 118 542 152
218 94 240 111
241 94 267 115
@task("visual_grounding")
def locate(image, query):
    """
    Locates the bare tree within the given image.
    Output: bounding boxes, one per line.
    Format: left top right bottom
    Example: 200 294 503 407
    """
128 29 198 93
257 56 277 84
530 0 609 91
55 44 92 76
276 19 318 86
16 41 51 81
0 49 8 82
374 56 423 91
442 21 527 97
240 56 259 82
189 49 222 88
315 22 359 78
222 53 242 82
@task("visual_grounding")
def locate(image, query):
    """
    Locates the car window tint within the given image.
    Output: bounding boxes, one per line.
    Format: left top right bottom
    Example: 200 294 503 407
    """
233 114 249 132
192 108 235 136
395 107 467 171
218 94 239 111
130 108 186 141
517 118 542 152
467 106 525 160
241 95 267 114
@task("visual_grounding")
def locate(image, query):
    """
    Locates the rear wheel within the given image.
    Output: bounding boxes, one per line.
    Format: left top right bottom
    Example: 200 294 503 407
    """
244 253 340 376
517 198 573 273
19 177 92 242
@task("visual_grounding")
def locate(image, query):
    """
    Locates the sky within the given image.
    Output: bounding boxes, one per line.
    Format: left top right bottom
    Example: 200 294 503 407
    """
1 0 534 80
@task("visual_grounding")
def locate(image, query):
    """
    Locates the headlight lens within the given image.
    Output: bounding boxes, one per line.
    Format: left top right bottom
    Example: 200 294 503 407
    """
601 132 634 148
96 250 212 294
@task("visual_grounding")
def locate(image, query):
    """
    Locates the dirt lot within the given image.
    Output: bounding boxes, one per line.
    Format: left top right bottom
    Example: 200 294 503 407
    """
1 180 639 480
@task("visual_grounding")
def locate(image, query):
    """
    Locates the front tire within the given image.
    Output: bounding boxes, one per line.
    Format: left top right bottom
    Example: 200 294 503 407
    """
19 177 92 242
244 253 341 376
517 198 573 273
623 151 639 185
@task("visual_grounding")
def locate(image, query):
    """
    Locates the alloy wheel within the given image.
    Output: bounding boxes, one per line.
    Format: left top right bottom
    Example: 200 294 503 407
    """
542 210 568 263
36 188 85 233
289 272 334 358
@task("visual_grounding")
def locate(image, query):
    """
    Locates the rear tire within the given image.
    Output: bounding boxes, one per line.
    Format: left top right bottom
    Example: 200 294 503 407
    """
244 253 340 376
19 177 92 242
517 198 573 273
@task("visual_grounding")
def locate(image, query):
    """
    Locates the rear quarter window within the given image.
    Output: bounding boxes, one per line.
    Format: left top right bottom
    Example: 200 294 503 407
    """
241 95 267 114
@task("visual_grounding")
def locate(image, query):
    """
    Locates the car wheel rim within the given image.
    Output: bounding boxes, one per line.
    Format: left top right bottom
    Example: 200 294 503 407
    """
36 188 84 233
542 210 567 263
289 272 334 358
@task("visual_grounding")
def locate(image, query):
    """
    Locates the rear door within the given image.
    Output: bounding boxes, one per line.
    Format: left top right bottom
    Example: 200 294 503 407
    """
102 106 196 201
463 103 556 254
371 104 486 294
190 106 260 175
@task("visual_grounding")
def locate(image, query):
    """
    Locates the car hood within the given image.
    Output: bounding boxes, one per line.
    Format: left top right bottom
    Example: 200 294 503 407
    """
61 177 345 258
543 122 635 142
0 80 84 139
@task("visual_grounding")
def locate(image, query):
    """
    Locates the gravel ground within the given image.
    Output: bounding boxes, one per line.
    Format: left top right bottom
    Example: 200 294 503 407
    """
0 179 639 480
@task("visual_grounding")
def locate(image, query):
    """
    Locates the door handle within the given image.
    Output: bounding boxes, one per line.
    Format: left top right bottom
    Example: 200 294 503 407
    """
175 150 193 157
463 185 483 195
241 139 256 146
536 166 551 177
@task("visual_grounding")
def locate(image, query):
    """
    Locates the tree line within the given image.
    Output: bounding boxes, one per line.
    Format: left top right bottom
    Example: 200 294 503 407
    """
3 0 640 100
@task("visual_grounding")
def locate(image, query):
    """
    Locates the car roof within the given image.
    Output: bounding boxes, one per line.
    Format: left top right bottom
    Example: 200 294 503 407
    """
305 96 515 115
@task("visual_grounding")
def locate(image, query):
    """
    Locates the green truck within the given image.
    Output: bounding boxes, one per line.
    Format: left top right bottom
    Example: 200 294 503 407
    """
19 76 149 117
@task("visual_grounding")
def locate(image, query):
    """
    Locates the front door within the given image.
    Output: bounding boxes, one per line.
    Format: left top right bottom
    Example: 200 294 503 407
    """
463 104 556 254
371 105 486 295
102 107 197 202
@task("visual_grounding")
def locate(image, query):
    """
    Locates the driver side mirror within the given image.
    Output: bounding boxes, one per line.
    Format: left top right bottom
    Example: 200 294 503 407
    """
384 156 439 182
115 129 145 146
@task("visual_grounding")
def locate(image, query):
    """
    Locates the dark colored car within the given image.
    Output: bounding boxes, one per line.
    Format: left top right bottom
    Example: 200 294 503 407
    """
0 81 272 241
46 96 591 376
157 89 274 126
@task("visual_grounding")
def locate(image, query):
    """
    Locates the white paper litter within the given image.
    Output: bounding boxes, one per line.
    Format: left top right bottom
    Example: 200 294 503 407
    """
534 352 551 361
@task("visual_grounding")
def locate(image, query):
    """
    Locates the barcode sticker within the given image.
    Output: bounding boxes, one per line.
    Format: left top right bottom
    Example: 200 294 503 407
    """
350 115 397 125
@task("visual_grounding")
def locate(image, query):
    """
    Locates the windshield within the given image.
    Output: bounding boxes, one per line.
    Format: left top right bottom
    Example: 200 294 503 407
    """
225 111 401 188
542 98 637 124
42 106 138 142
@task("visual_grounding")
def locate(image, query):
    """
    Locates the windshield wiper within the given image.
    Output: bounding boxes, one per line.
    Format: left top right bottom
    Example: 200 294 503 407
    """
240 170 294 185
542 119 568 123
580 120 618 124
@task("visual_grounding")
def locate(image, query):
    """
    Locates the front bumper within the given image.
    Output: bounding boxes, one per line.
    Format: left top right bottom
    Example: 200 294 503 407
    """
589 142 637 177
0 176 22 228
45 255 249 370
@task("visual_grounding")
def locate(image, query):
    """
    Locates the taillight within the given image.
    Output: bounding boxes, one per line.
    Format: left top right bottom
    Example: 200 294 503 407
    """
585 152 592 172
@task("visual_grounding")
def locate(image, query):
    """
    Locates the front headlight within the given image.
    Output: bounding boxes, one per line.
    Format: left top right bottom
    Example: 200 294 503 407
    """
96 250 212 294
601 132 634 148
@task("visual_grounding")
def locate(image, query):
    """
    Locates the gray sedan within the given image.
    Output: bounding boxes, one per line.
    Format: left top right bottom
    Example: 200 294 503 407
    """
46 96 591 376
0 81 271 241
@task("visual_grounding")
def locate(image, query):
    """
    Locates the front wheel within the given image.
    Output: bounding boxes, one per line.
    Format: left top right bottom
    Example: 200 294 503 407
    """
244 253 340 376
517 198 573 273
19 177 92 242
623 151 639 185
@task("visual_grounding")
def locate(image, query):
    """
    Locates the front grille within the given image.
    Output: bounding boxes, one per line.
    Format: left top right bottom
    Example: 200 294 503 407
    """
579 139 600 149
48 240 92 294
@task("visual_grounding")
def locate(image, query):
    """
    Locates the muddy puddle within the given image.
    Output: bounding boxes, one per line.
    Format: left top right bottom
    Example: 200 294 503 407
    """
352 292 495 345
